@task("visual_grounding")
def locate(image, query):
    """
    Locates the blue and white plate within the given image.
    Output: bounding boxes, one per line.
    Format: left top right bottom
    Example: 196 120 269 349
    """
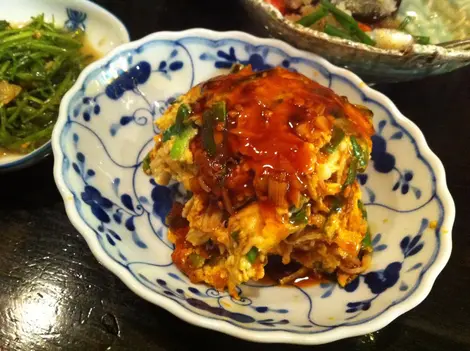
52 29 455 345
0 0 129 172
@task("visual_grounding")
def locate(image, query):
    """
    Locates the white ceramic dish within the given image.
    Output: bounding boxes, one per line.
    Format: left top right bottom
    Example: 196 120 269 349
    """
0 0 129 172
52 29 455 345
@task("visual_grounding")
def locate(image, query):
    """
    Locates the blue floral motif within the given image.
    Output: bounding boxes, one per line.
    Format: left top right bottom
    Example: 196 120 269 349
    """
200 46 274 71
135 275 291 325
73 96 102 122
339 219 427 314
105 61 152 100
258 319 289 327
155 49 184 80
71 135 173 249
346 299 372 313
357 173 376 203
344 277 360 293
364 262 402 294
359 120 422 199
81 185 113 223
72 61 160 137
253 306 289 314
393 169 421 199
320 282 336 298
371 233 387 252
150 179 175 221
399 281 409 291
371 120 396 174
400 218 427 258
65 8 87 31
109 97 174 136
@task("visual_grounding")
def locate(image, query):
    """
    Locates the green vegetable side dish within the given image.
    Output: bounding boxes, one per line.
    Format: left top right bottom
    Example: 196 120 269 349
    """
0 15 97 155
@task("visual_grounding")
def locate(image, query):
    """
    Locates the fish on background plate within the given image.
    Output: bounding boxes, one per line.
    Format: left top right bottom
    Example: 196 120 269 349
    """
243 0 470 82
52 29 455 345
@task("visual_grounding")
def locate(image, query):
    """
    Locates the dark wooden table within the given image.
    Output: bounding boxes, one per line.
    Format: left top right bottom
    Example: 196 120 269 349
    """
1 1 469 350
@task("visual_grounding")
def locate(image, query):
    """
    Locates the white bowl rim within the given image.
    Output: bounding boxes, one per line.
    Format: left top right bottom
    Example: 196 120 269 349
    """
0 0 130 171
51 28 455 345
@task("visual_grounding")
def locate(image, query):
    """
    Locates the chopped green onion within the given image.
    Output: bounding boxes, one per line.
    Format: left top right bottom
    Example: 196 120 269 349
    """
212 101 226 122
413 36 430 45
170 125 197 160
162 124 178 142
350 136 367 171
290 206 309 225
246 247 259 264
362 228 372 249
357 199 372 249
398 16 413 31
321 126 345 154
342 159 358 190
174 103 191 133
142 152 151 172
323 196 343 231
321 0 376 46
352 26 376 46
357 199 367 219
324 24 354 41
202 113 216 156
296 7 328 27
201 103 224 157
231 230 240 242
188 253 205 268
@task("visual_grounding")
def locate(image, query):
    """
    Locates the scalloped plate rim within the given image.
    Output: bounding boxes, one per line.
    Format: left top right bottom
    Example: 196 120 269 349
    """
51 28 455 345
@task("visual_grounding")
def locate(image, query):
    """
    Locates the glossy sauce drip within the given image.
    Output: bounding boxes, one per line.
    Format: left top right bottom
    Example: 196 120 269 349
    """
292 272 325 288
263 255 325 287
193 66 372 210
220 67 343 177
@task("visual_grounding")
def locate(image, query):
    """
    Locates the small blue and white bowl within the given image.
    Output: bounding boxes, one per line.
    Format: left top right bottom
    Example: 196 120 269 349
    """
0 0 129 172
52 29 455 345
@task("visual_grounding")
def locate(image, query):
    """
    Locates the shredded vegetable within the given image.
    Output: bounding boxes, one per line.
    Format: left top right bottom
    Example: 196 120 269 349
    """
0 15 93 154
